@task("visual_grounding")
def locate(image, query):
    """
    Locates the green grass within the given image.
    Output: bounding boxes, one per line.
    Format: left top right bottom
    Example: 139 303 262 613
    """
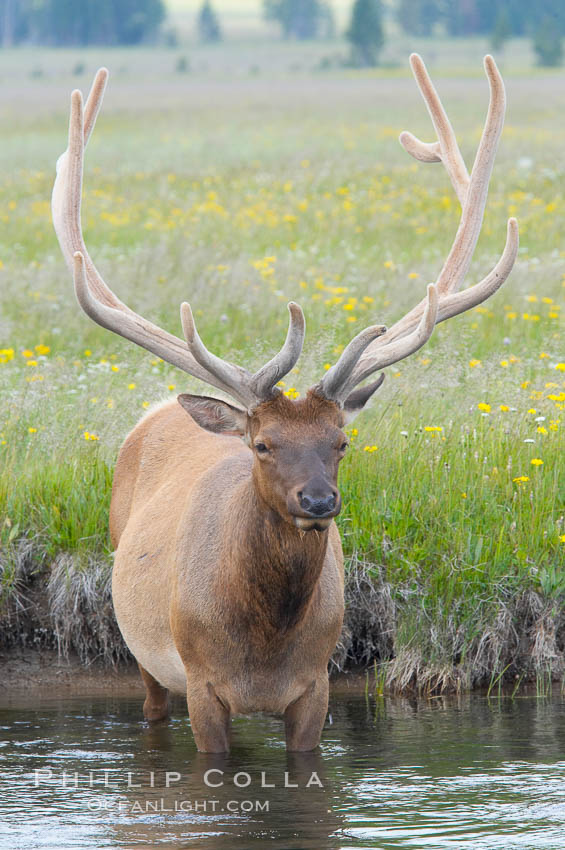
0 43 564 679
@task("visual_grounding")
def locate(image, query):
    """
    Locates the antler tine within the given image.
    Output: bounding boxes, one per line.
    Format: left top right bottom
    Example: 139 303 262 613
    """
83 67 108 148
318 324 387 402
345 217 518 390
250 302 306 400
313 54 517 407
400 53 469 205
386 53 508 339
53 78 212 384
436 216 518 323
436 54 506 300
72 251 213 385
180 302 256 408
54 69 305 409
180 301 306 409
346 285 438 394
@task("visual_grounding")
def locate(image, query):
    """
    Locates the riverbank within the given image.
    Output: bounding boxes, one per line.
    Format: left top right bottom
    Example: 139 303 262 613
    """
2 642 563 704
0 646 143 696
0 646 375 697
1 548 563 695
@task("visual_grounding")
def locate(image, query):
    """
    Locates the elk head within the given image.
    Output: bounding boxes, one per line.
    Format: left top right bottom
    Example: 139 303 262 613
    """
174 303 387 531
52 57 519 532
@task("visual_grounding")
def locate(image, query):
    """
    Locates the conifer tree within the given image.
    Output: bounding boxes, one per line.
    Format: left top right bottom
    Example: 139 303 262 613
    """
346 0 384 67
197 0 222 43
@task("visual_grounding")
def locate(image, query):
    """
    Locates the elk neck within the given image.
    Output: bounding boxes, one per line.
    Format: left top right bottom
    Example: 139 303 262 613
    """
222 472 330 647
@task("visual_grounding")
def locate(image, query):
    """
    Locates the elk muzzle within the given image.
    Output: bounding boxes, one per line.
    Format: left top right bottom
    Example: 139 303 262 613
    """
288 477 341 531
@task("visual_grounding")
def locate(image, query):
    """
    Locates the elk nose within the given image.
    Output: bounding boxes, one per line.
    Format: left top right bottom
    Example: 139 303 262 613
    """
298 490 337 517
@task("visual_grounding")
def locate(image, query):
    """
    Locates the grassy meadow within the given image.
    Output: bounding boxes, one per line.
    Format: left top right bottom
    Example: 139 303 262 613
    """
0 42 563 688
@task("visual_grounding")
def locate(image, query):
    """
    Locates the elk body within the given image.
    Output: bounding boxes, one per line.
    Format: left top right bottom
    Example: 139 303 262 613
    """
52 56 518 752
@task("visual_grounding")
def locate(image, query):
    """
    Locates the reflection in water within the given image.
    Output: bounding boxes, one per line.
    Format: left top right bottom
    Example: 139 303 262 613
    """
0 689 564 849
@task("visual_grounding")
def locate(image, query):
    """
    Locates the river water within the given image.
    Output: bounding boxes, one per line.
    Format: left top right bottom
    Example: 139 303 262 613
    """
0 686 564 849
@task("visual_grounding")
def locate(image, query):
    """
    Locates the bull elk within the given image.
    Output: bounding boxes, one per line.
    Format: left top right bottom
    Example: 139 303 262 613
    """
52 56 518 752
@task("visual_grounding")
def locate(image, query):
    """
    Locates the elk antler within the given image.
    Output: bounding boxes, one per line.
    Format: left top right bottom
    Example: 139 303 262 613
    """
52 69 305 411
316 54 519 405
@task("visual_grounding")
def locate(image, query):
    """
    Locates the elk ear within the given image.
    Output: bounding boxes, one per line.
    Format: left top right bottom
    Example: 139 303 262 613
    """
342 374 385 424
177 394 248 435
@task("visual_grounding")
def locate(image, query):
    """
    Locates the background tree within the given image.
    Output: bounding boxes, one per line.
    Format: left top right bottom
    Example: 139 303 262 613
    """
490 6 511 52
346 0 384 67
0 0 165 46
116 0 165 44
317 1 336 38
481 0 564 36
264 0 323 39
197 0 222 43
533 14 563 66
397 0 440 38
444 0 479 37
393 0 562 40
0 0 34 45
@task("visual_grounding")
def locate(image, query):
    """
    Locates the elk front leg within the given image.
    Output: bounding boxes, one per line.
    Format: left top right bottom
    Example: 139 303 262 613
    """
185 676 231 753
138 662 171 722
284 676 329 752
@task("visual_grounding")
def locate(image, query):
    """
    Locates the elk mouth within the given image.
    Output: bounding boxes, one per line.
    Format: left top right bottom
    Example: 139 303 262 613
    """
293 516 333 532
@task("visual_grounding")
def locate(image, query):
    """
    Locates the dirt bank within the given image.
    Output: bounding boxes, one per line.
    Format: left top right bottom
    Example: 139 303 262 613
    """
0 647 370 698
0 647 144 696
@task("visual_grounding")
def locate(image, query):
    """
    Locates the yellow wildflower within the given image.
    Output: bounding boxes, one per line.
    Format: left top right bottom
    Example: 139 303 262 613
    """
283 388 300 399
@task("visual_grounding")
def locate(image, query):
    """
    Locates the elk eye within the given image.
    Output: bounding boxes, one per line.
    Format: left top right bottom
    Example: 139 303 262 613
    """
255 442 269 454
340 441 348 453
